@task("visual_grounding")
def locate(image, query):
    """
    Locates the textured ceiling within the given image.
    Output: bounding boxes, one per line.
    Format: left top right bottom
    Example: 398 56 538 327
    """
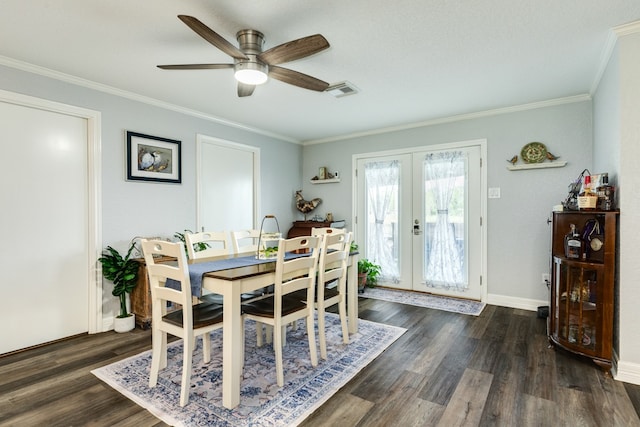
1 0 639 143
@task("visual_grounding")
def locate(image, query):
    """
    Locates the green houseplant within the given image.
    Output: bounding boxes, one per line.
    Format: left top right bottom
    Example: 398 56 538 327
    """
99 242 139 332
357 258 382 290
174 230 209 258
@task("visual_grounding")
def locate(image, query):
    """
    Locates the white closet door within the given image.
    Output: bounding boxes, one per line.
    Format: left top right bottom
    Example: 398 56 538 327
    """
0 101 89 354
196 135 259 232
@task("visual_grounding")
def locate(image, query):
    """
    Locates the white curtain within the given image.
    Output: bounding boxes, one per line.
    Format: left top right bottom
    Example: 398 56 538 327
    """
365 160 399 279
424 151 466 289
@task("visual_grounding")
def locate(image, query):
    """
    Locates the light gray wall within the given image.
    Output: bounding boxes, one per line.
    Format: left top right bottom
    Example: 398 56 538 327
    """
302 101 593 305
616 32 640 376
593 43 621 354
593 46 620 181
0 64 303 322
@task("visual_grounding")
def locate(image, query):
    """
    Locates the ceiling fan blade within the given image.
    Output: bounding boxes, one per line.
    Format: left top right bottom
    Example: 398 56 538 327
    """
269 66 329 92
177 15 248 60
258 34 329 65
157 64 234 70
237 82 255 97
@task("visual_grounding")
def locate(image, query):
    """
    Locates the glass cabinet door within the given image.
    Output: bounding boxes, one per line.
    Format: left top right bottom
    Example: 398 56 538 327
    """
554 258 602 353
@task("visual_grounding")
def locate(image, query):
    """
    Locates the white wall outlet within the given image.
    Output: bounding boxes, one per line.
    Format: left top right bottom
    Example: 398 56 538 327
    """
488 187 501 198
542 273 550 285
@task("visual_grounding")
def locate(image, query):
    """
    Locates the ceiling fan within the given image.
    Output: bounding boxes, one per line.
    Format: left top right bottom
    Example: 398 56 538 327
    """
157 15 331 97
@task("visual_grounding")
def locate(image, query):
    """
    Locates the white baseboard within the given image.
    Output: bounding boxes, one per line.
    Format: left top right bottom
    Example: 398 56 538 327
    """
102 317 115 332
613 354 640 385
486 293 548 312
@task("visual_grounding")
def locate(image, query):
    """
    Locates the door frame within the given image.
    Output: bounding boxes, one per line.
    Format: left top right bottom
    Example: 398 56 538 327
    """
0 89 103 333
352 139 488 301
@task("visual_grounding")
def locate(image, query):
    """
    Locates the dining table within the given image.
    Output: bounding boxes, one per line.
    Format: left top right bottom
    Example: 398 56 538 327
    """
184 251 359 409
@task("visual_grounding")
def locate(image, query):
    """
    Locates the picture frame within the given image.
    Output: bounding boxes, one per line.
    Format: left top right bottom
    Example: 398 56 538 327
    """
126 131 181 184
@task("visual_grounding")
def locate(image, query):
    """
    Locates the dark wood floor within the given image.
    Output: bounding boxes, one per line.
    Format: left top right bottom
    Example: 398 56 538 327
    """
2 297 640 426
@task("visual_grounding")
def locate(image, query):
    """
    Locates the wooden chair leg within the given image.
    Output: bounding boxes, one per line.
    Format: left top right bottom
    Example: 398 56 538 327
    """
180 335 194 407
149 328 162 387
339 299 349 344
202 333 211 363
274 321 284 387
306 313 318 367
256 321 263 347
317 307 328 360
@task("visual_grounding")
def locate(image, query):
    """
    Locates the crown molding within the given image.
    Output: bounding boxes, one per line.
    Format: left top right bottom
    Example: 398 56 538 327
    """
303 94 592 145
589 20 640 96
0 55 298 144
613 20 640 37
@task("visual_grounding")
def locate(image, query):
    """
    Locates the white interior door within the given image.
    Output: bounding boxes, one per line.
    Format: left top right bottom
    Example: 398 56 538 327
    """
197 135 259 232
0 99 92 354
355 142 484 300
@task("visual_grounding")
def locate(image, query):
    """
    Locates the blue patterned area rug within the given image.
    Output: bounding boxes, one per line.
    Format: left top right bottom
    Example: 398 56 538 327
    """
92 313 405 426
362 287 485 316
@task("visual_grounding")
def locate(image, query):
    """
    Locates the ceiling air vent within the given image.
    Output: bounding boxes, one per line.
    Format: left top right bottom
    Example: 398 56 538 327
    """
326 81 359 98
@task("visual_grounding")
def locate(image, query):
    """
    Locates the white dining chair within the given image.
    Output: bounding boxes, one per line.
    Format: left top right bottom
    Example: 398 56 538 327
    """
311 227 346 250
315 231 352 359
241 235 320 386
141 239 224 407
292 231 352 359
184 230 230 262
231 228 275 341
231 229 260 255
185 231 233 304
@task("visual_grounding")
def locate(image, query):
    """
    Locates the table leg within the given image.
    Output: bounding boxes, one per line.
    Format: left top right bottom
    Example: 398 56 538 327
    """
222 284 243 409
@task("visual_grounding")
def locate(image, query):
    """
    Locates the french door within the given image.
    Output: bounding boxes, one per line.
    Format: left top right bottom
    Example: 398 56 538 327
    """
355 142 484 300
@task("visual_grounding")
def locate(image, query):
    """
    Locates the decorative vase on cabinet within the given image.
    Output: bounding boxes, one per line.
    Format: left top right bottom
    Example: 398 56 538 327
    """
548 210 619 373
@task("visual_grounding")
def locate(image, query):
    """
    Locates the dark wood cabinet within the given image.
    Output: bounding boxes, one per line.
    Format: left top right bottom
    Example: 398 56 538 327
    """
287 220 333 238
549 210 619 372
130 256 175 329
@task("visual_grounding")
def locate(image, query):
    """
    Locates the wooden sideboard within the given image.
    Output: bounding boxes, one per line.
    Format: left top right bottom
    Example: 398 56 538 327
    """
287 220 334 238
130 256 176 329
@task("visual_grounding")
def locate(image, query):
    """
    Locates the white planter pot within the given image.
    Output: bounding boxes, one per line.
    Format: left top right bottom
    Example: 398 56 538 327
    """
114 315 135 333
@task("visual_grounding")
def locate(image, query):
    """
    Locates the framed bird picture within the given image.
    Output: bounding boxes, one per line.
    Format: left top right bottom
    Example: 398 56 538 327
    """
126 131 181 183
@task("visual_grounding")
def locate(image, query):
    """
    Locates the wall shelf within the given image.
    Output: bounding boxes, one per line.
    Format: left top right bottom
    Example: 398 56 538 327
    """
507 160 567 171
310 178 341 184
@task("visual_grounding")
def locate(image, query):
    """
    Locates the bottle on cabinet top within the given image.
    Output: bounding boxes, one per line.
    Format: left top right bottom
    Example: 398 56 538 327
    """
596 173 615 211
578 175 598 210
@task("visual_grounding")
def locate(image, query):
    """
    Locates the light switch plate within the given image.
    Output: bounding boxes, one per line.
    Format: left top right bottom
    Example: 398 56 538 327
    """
488 187 501 198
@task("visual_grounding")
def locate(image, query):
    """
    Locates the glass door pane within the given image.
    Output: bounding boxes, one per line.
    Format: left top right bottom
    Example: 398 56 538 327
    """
412 146 481 299
357 154 412 289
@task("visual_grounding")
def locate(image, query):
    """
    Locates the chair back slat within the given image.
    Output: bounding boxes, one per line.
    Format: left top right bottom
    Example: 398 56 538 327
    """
275 236 320 306
141 239 193 314
318 231 352 292
231 229 260 254
185 231 230 262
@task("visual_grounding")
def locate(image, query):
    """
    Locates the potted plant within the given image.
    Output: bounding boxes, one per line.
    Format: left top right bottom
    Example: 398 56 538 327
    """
99 242 139 332
174 230 209 258
357 258 382 292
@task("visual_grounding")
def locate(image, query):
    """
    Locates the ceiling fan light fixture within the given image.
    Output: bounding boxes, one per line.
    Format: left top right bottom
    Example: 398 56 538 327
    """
234 61 268 85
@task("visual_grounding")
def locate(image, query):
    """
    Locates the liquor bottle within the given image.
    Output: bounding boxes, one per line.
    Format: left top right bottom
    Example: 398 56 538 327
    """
596 173 615 211
578 175 596 210
564 224 582 259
